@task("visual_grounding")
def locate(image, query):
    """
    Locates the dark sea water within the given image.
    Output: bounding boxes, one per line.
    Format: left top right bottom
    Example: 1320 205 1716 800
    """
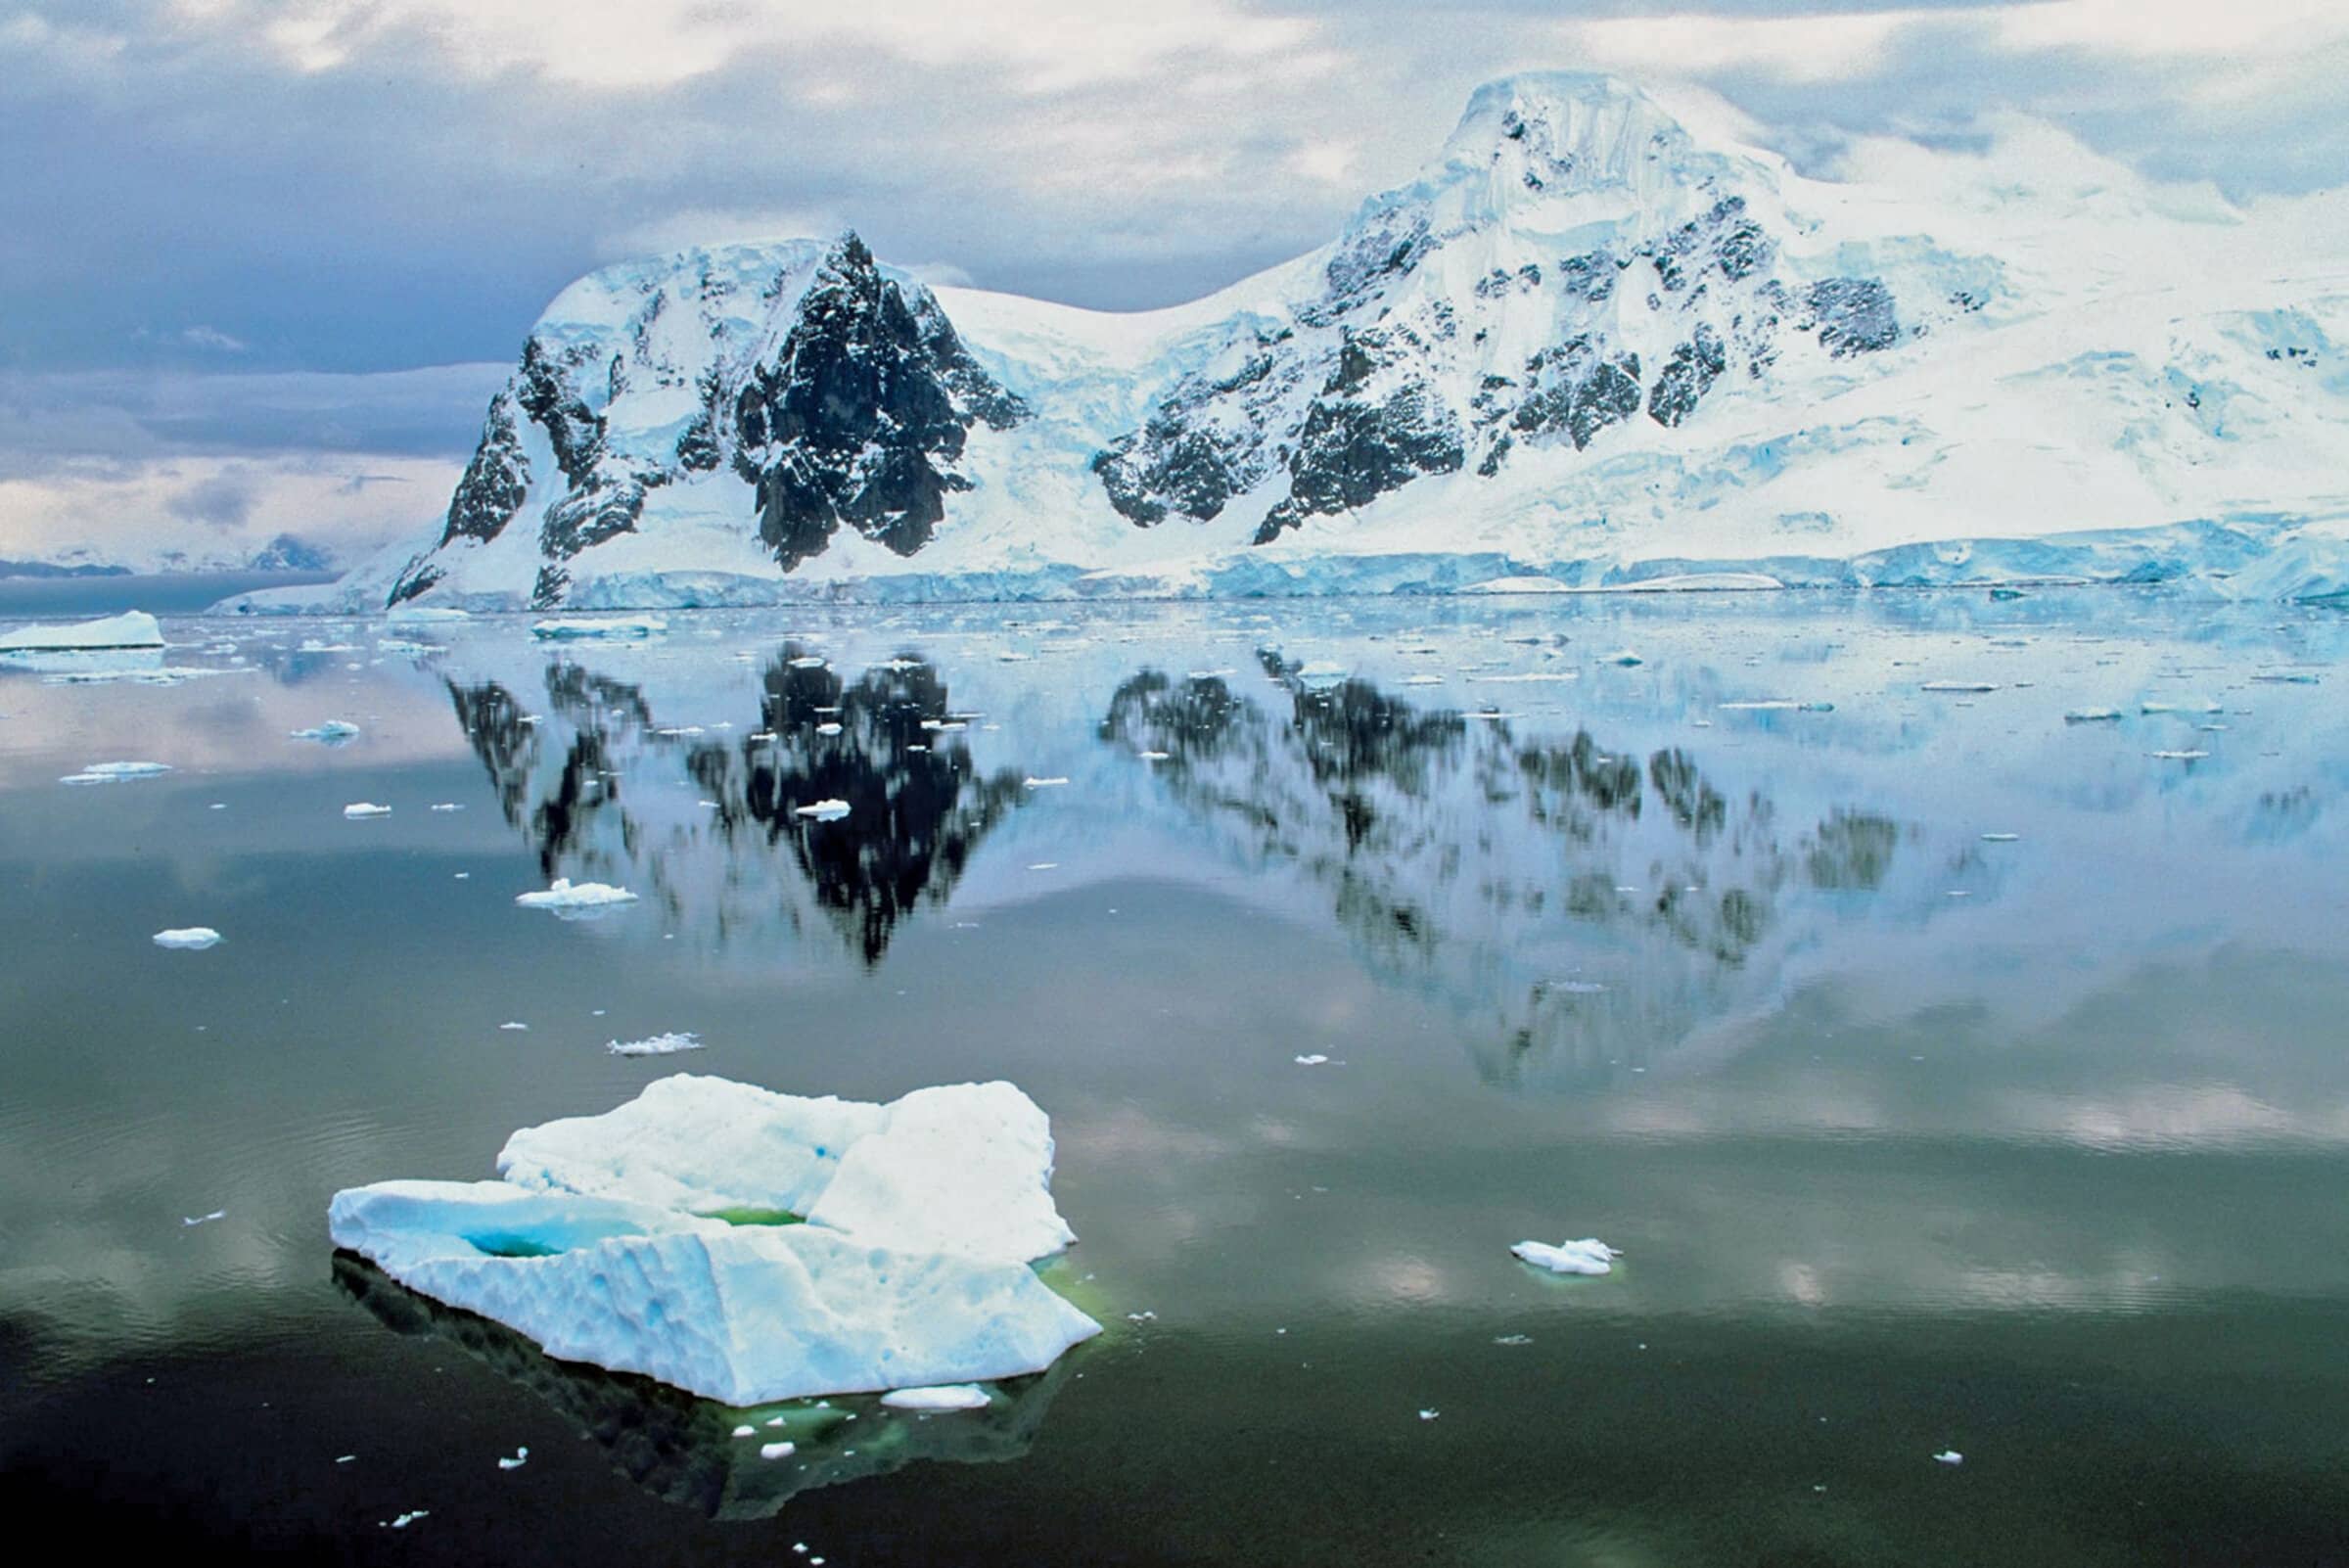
1 593 2344 1565
0 570 337 618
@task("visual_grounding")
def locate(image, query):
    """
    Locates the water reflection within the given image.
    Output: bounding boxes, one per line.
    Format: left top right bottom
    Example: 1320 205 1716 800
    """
450 644 1025 965
1098 651 1924 1085
333 1254 1069 1520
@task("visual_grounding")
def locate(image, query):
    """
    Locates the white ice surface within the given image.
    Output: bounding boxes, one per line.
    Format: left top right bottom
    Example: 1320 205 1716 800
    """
153 928 222 949
0 611 164 651
514 878 638 910
880 1384 990 1411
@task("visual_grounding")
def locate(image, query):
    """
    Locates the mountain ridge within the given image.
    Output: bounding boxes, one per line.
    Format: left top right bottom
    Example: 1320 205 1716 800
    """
233 71 2349 613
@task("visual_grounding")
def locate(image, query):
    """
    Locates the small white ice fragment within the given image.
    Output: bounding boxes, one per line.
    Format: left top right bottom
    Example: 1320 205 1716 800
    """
760 1441 797 1460
788 657 827 669
290 720 360 744
881 1384 990 1411
1934 1451 1963 1465
343 803 392 818
795 799 851 821
1418 1408 1440 1421
1023 776 1069 789
731 1424 756 1438
2149 749 2209 761
499 1022 528 1031
1979 833 2020 843
335 1454 355 1463
62 761 172 785
608 1031 704 1058
183 1210 226 1226
430 803 464 812
154 928 222 950
1921 681 1998 693
515 879 637 910
388 1511 428 1528
1294 1054 1330 1066
815 722 843 735
497 1447 528 1470
1511 1238 1622 1275
2064 707 2123 722
1602 649 1643 667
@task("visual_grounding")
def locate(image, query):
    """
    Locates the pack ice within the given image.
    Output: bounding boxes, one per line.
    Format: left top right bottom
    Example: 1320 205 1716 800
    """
326 1075 1099 1405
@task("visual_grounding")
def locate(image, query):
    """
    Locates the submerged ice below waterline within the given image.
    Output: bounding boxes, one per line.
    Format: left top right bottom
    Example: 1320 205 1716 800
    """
328 1075 1098 1405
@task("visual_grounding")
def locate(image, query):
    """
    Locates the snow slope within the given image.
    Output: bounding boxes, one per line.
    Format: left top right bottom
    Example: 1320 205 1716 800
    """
235 73 2349 613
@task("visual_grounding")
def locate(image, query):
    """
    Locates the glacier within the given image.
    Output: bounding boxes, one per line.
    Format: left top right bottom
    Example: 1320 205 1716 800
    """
219 72 2349 615
327 1075 1099 1405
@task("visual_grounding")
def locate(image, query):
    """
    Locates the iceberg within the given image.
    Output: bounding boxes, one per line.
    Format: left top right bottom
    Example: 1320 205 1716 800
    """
0 610 164 653
292 720 362 744
328 1075 1098 1405
793 799 851 821
343 802 392 818
1510 1238 1623 1275
61 761 172 785
515 878 638 911
531 616 667 641
608 1031 704 1057
880 1385 990 1411
153 927 222 950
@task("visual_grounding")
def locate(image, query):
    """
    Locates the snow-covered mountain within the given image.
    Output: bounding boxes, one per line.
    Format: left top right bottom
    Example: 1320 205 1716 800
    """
252 72 2349 613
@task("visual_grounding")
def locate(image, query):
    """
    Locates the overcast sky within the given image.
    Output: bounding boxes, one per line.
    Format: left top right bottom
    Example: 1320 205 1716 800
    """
3 0 2344 565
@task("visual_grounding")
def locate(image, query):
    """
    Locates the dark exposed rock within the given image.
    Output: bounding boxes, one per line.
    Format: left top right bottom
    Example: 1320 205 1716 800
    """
1514 345 1644 449
439 390 532 546
1254 382 1464 543
734 233 1007 570
1648 323 1727 427
539 478 646 560
1805 277 1900 356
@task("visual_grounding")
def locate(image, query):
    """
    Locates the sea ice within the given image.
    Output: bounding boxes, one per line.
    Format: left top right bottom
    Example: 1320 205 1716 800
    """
1921 681 1999 693
530 616 666 640
1294 1054 1331 1066
608 1031 704 1057
880 1384 990 1411
1934 1451 1963 1465
343 803 392 818
0 611 164 652
61 761 171 785
794 799 851 821
291 720 361 744
760 1441 798 1460
1511 1238 1623 1275
154 928 222 949
2064 707 2124 722
327 1075 1099 1405
515 878 638 911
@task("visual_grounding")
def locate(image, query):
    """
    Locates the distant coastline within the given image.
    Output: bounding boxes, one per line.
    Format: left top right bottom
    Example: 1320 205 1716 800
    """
0 570 341 618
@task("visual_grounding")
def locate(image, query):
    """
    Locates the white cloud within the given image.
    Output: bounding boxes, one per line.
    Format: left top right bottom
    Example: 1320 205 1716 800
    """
179 325 248 353
595 207 846 263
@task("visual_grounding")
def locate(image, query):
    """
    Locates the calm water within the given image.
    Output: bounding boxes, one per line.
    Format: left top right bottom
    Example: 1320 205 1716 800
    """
1 593 2345 1565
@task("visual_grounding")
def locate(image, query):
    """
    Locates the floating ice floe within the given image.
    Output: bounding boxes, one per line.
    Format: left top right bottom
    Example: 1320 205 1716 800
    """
515 878 638 912
0 610 164 653
1471 670 1577 683
497 1448 528 1470
183 1210 226 1226
430 803 464 812
1510 1237 1623 1275
1023 776 1069 789
1920 680 1999 694
343 803 392 819
385 606 468 625
61 761 172 785
291 720 361 744
760 1441 797 1460
1979 832 2021 843
2149 749 2210 761
1294 1054 1331 1066
154 927 222 950
787 656 827 669
794 799 851 821
327 1075 1099 1404
1934 1451 1963 1465
1602 649 1644 667
881 1384 990 1412
2063 707 2124 722
609 1031 704 1058
531 615 666 640
2250 671 2321 685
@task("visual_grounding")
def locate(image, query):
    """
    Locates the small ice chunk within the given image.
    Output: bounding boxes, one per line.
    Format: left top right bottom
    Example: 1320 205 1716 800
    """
1511 1238 1621 1275
814 722 843 735
62 761 172 786
1921 681 1998 693
429 803 464 812
2064 707 2123 722
182 1210 226 1226
1418 1408 1440 1421
881 1384 990 1411
1602 649 1643 667
760 1441 798 1460
2149 749 2209 761
515 879 638 911
290 720 361 744
731 1424 756 1438
1023 776 1069 789
1294 1054 1330 1066
608 1031 704 1058
1934 1451 1963 1465
388 1511 428 1528
788 657 827 669
154 928 222 950
1979 832 2020 843
795 799 851 821
497 1448 528 1470
343 803 392 819
499 1022 529 1032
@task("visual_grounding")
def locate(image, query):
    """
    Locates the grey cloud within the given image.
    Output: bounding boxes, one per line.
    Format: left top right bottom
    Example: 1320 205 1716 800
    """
165 469 256 529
